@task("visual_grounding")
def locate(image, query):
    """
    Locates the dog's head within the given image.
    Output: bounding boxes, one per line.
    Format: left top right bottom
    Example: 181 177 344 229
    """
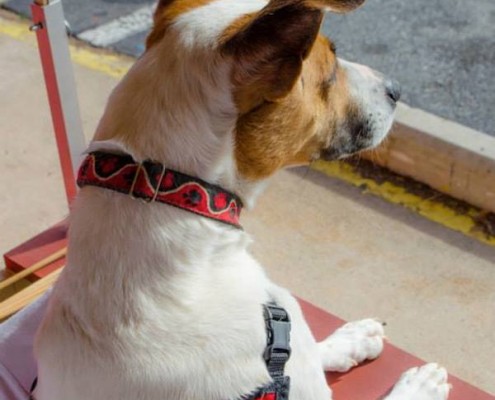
113 0 399 189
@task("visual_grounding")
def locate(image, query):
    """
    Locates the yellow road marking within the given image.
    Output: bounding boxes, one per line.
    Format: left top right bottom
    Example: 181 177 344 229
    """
69 46 132 78
313 160 495 246
2 14 494 247
0 15 132 78
0 16 31 41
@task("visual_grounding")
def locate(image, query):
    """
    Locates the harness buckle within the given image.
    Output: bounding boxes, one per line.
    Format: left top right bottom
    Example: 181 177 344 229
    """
263 305 291 362
264 320 291 360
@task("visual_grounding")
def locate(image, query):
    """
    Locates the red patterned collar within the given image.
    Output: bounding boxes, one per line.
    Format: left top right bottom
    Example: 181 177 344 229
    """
77 152 243 229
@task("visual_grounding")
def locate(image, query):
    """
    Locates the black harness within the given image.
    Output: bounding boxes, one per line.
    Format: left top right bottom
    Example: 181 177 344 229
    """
29 303 291 400
241 303 292 400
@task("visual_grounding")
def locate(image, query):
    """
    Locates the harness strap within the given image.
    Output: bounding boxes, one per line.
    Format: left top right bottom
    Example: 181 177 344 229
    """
248 304 291 400
29 377 37 400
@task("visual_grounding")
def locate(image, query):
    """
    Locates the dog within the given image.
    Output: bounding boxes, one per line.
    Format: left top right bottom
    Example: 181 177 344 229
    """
33 0 452 399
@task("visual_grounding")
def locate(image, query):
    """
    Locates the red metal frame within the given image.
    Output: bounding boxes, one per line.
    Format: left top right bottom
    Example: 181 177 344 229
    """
31 3 77 203
3 0 79 278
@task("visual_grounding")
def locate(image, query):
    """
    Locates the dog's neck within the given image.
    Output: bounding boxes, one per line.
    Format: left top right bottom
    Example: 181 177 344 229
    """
63 182 251 330
92 43 266 209
61 45 266 328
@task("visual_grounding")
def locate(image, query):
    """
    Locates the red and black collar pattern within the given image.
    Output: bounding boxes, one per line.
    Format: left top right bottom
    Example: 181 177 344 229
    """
77 152 243 229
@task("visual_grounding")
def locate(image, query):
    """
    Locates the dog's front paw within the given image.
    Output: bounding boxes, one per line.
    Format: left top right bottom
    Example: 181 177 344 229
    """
317 318 385 372
384 363 451 400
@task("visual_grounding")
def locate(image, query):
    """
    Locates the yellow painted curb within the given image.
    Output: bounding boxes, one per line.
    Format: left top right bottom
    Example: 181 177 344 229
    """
69 46 132 79
0 15 31 41
2 13 494 247
0 15 132 78
312 160 495 247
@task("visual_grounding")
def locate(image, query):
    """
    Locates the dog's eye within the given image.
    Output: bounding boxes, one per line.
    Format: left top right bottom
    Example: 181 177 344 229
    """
325 71 337 87
328 64 338 85
320 66 338 100
319 79 331 100
328 40 337 54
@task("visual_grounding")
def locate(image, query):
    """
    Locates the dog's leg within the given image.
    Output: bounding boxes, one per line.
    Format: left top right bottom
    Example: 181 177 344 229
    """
383 363 451 400
317 319 385 372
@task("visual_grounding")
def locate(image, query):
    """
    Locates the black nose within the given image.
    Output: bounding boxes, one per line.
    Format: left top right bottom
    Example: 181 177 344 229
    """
385 79 401 103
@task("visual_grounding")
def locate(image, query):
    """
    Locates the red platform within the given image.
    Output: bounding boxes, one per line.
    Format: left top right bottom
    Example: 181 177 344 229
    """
3 229 493 399
3 222 68 281
301 300 494 399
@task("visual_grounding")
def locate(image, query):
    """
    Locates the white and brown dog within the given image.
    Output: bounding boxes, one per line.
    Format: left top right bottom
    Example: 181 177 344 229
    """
34 0 451 399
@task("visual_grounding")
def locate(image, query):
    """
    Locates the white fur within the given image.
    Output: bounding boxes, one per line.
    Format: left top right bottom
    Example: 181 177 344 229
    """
337 58 395 149
318 319 384 372
174 0 267 49
34 1 449 399
386 364 451 400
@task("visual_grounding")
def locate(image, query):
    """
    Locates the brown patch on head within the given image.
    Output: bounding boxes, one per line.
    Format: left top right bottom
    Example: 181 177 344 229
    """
144 0 368 179
233 36 353 180
146 0 214 49
219 0 366 180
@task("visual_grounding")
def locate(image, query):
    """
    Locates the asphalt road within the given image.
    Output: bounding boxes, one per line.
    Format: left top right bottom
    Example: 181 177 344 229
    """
3 0 494 135
322 0 495 136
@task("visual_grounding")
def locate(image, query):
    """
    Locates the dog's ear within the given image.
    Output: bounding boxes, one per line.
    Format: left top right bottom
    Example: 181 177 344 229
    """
155 0 172 9
146 0 175 49
221 0 365 111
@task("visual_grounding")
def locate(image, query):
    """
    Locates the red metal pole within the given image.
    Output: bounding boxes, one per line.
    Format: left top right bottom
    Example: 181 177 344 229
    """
30 0 86 205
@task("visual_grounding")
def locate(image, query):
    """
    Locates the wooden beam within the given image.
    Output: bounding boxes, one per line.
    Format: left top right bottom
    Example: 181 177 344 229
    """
0 247 66 291
0 268 62 320
363 103 495 213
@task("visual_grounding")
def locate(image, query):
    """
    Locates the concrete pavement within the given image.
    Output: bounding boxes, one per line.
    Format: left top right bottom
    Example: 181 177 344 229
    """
0 12 494 396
